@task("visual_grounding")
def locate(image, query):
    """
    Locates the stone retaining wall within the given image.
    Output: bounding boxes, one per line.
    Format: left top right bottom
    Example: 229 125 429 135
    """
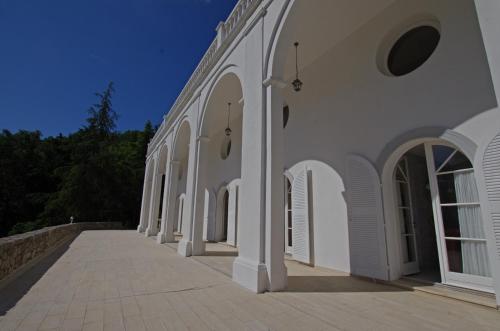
0 222 122 281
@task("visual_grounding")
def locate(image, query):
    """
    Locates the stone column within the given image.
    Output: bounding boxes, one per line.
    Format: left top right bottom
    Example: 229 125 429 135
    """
190 136 210 256
157 158 179 244
145 157 161 237
232 13 287 293
177 130 198 257
263 81 287 291
137 160 152 233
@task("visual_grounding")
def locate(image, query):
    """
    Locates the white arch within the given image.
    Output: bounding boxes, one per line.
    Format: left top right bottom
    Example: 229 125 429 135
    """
198 65 244 137
381 134 484 281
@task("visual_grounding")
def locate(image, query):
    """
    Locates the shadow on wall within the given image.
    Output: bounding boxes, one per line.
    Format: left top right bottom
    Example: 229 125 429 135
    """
0 236 77 316
286 276 411 293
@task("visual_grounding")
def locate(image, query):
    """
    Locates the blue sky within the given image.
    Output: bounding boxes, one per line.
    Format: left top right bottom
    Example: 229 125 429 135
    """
0 0 237 137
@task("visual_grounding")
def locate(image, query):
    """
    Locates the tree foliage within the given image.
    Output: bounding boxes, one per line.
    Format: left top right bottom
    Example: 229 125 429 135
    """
0 83 155 237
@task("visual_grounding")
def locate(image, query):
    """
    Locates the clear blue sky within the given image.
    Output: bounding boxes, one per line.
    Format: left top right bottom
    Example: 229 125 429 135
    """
0 0 237 137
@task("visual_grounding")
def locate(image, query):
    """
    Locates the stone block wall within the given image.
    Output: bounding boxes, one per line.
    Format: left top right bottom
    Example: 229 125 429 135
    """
0 222 122 281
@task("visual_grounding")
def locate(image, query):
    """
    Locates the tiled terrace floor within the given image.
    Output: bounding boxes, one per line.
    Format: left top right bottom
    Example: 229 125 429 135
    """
1 230 499 331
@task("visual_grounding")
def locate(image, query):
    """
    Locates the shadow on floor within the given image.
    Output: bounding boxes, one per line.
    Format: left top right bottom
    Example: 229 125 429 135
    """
286 276 412 293
203 251 238 257
0 235 77 316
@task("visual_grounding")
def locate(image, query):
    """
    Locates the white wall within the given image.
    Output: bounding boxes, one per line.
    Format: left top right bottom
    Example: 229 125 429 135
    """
282 0 497 274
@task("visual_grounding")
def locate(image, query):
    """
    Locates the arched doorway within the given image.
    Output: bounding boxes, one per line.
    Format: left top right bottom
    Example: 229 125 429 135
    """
222 189 229 241
170 119 191 244
387 141 492 291
196 70 243 253
215 186 229 242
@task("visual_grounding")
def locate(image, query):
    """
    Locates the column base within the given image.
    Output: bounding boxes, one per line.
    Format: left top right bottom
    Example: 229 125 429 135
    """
267 263 288 292
191 239 206 256
145 227 157 237
137 224 146 233
156 231 175 244
177 239 192 257
232 257 269 293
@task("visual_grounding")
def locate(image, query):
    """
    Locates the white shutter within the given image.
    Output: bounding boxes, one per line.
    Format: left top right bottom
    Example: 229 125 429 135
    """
206 191 216 242
177 195 185 233
292 167 312 264
483 134 500 260
227 185 237 246
346 155 388 280
203 189 209 241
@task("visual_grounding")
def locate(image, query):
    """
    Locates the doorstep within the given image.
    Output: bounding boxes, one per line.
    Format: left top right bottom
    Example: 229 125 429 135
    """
391 277 498 310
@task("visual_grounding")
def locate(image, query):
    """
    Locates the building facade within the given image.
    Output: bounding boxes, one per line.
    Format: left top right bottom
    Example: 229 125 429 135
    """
138 0 500 306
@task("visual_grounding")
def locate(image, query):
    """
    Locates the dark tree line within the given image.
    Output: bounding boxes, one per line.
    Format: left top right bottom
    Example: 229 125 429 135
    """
0 83 156 237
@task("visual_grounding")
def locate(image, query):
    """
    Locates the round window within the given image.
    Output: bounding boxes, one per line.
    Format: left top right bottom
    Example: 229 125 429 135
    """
221 137 232 160
283 105 290 128
387 25 440 76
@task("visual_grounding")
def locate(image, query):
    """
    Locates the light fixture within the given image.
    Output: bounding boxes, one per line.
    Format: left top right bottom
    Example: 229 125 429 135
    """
225 102 232 136
292 42 303 92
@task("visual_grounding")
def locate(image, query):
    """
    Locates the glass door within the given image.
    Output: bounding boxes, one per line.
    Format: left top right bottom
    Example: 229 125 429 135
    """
395 157 419 275
424 143 492 292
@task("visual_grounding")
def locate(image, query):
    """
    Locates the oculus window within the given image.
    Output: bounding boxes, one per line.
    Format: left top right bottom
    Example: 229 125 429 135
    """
387 25 440 76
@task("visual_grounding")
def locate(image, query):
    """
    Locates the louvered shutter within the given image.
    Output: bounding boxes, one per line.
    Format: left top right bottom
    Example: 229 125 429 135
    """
346 155 388 280
227 185 237 246
292 167 312 264
483 134 500 261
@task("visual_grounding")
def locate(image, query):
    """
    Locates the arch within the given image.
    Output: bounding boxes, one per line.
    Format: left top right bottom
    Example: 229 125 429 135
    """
381 136 491 287
266 0 402 81
156 143 169 174
264 0 295 79
376 128 478 173
171 117 192 162
198 65 244 137
198 70 244 138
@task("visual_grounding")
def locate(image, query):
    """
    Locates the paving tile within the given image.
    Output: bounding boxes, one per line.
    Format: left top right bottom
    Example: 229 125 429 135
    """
0 230 499 331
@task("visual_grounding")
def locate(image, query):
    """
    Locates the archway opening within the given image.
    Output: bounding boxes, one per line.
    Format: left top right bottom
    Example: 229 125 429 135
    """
388 141 492 291
171 120 191 241
222 189 229 241
198 71 243 260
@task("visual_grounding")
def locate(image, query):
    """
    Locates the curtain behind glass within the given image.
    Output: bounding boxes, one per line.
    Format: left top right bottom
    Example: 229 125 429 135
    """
454 171 491 277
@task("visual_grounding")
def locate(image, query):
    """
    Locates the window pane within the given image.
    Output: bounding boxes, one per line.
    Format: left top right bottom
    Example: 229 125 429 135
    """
437 173 457 204
442 205 484 239
433 145 454 170
446 240 463 273
398 182 410 207
446 240 491 277
288 229 292 246
439 152 472 172
288 211 292 227
441 206 461 237
399 208 413 234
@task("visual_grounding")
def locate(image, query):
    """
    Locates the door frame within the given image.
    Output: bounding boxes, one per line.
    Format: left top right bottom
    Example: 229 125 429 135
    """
382 137 493 292
393 156 420 275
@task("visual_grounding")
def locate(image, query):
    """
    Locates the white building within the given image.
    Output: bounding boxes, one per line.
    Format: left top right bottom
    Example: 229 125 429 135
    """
137 0 500 306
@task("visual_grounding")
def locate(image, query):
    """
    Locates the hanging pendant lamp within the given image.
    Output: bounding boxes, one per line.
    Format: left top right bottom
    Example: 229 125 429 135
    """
225 102 232 136
292 42 303 92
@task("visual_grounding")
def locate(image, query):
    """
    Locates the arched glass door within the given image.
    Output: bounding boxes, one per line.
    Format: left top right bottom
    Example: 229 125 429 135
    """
425 143 491 291
393 142 492 291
